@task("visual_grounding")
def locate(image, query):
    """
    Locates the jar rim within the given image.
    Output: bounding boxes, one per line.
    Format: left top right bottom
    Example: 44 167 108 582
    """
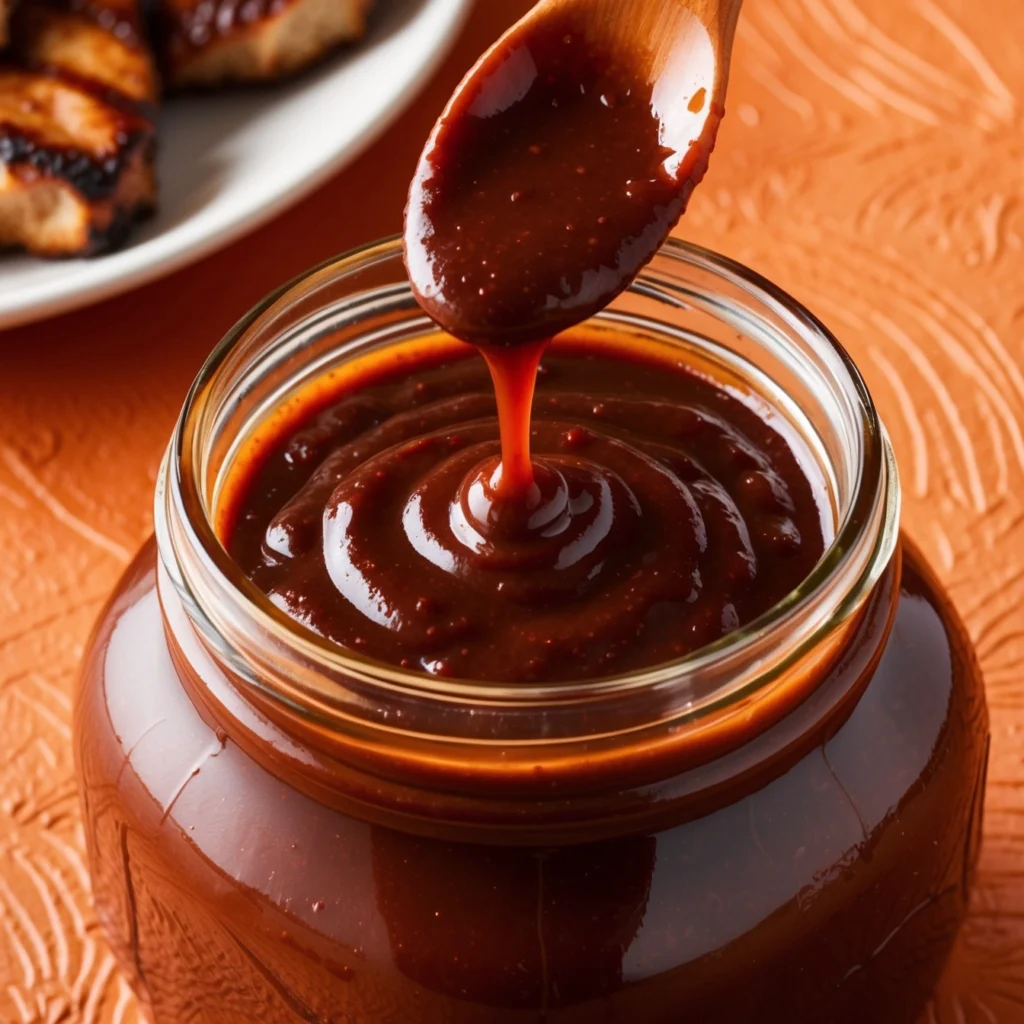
160 235 900 722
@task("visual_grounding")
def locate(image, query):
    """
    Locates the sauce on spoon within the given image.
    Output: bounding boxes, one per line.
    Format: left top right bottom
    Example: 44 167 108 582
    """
404 10 721 349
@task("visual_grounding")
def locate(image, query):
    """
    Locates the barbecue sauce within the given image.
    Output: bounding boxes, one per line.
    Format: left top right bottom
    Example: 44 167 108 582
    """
404 13 719 348
223 335 827 682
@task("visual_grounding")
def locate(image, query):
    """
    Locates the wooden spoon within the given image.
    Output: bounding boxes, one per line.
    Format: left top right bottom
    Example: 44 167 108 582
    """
404 0 744 347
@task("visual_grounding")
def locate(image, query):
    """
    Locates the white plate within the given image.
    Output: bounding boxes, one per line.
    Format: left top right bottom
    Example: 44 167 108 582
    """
0 0 472 330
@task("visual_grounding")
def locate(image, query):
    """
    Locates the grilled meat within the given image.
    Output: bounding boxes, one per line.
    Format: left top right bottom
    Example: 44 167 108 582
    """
160 0 372 89
13 0 158 103
0 0 376 259
0 0 158 256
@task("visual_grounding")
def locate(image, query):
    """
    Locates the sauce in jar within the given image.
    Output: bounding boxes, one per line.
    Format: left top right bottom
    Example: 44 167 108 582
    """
221 332 827 682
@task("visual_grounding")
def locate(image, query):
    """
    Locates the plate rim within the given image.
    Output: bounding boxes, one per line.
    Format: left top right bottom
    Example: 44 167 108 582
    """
0 0 473 332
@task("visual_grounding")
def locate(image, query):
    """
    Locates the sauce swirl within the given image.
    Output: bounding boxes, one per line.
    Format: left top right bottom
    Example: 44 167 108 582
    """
225 339 827 682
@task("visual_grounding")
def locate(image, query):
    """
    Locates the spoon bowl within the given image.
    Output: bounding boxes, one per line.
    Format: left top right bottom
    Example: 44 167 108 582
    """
404 0 743 346
542 0 736 164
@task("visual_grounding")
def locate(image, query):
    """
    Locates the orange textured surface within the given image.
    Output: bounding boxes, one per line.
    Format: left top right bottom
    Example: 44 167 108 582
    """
1 0 1022 1020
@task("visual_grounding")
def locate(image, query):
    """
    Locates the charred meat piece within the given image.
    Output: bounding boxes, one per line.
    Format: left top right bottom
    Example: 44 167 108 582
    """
0 71 155 254
13 0 158 104
160 0 373 89
0 0 158 256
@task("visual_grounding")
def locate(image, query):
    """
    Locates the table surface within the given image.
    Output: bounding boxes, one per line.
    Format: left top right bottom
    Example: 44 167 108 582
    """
2 1 1023 1020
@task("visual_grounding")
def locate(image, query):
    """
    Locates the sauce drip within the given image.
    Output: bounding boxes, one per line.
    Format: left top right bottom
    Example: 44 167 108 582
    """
479 339 547 498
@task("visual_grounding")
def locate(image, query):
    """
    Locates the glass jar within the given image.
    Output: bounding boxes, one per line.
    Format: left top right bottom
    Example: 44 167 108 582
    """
75 238 989 1024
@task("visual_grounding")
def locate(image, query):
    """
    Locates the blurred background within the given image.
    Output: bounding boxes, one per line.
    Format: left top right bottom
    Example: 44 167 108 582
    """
1 1 1022 1020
